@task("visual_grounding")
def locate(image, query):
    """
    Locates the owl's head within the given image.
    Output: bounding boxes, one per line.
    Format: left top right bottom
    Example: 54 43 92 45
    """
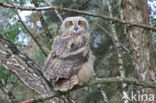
61 16 89 34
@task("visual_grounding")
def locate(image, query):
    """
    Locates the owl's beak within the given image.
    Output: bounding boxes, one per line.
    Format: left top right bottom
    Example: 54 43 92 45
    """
74 25 78 31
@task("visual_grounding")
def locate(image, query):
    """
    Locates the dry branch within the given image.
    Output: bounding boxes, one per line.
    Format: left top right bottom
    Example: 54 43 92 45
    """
32 0 52 39
30 77 156 103
14 10 48 57
0 2 156 31
45 0 63 22
95 22 131 53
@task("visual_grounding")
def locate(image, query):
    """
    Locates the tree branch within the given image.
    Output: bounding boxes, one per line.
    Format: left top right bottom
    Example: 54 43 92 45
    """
0 2 156 31
15 11 48 57
0 33 52 94
32 0 52 39
94 22 131 53
45 1 63 22
29 77 156 103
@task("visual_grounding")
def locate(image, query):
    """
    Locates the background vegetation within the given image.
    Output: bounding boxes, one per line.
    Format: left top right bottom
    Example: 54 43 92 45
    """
0 0 155 103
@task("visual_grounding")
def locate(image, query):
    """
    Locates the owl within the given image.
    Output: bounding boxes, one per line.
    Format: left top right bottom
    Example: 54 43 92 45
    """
42 16 95 92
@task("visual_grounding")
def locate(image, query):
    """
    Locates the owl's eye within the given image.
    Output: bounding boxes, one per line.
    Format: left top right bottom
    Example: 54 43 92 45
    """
68 21 73 27
78 21 83 27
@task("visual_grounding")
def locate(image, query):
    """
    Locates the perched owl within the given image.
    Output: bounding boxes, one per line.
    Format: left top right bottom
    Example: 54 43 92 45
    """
42 16 95 92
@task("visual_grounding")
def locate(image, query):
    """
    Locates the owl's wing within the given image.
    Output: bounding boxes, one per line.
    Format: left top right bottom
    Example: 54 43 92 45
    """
51 35 88 58
42 34 89 80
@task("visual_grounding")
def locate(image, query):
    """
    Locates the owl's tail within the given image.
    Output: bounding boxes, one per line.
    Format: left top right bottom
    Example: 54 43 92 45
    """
54 75 78 92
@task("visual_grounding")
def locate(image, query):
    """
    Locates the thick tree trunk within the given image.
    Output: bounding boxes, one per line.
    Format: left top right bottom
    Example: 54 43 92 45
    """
124 0 156 102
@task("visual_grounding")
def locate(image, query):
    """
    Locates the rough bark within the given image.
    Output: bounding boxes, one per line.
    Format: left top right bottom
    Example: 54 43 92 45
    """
0 34 52 94
124 0 156 102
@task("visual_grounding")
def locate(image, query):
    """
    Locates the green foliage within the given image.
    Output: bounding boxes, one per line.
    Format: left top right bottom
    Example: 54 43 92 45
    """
0 64 18 89
0 0 155 102
0 65 11 83
2 23 20 42
77 87 103 103
11 0 26 6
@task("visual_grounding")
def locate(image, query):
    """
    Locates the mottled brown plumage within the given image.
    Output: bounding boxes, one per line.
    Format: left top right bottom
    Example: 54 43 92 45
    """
42 16 95 92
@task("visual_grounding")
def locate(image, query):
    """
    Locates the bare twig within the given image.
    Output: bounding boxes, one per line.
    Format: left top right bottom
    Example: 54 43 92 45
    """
32 0 52 39
15 10 47 57
0 3 156 31
45 1 63 22
94 22 112 37
35 30 46 39
94 22 130 53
